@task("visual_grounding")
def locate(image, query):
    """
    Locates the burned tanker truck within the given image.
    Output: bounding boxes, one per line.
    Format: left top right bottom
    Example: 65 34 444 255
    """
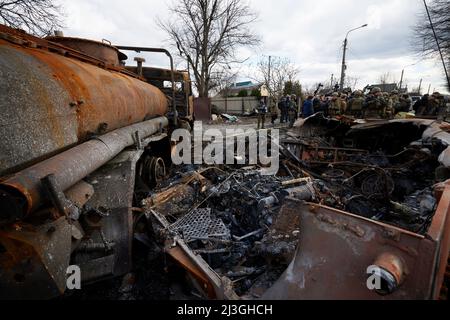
0 24 193 299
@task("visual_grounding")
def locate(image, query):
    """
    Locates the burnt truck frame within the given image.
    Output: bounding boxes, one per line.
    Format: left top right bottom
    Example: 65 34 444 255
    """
0 25 193 299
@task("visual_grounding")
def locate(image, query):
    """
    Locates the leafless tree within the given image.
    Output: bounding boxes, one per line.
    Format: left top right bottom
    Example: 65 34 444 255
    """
255 56 299 98
158 0 260 98
345 76 360 91
0 0 64 37
379 72 392 85
413 0 450 89
211 67 238 97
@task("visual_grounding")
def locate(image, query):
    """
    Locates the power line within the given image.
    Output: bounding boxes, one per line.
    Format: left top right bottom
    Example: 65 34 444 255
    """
423 0 450 90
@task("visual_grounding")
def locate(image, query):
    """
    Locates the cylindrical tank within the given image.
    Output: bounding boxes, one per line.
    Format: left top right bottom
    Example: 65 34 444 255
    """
45 36 128 66
0 33 168 177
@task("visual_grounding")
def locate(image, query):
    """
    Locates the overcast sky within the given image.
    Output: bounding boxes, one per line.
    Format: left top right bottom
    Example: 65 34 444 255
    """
58 0 448 94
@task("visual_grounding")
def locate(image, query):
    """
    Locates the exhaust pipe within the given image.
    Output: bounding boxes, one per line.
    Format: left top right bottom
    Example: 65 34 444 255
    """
0 117 168 223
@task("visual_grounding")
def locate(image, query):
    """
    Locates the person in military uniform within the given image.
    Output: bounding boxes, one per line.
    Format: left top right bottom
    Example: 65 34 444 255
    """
383 92 394 119
397 94 412 113
423 92 446 116
257 99 267 129
288 97 297 128
433 92 447 117
390 90 400 108
389 90 399 116
279 96 288 123
340 94 348 114
291 95 299 120
329 92 342 116
269 97 279 125
413 94 429 116
363 87 387 118
347 90 365 118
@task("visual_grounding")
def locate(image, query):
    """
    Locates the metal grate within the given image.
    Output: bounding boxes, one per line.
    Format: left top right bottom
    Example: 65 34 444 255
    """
169 208 230 242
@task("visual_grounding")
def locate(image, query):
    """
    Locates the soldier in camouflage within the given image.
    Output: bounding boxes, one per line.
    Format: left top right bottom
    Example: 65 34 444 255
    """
347 90 365 118
427 92 446 116
363 87 387 118
288 95 298 127
397 94 412 113
390 90 400 108
329 93 342 116
383 92 394 119
340 94 348 114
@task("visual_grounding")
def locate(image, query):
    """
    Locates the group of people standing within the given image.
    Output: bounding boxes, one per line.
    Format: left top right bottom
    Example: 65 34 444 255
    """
256 88 447 129
310 87 416 119
413 92 447 117
256 95 300 129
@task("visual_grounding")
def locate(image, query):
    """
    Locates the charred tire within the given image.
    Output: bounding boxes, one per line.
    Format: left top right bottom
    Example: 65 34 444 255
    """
138 156 166 188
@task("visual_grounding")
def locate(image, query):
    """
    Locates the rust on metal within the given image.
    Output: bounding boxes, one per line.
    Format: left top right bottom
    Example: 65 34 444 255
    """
45 36 127 66
0 217 72 299
0 24 169 177
194 98 212 121
166 245 217 299
0 117 168 219
259 199 441 300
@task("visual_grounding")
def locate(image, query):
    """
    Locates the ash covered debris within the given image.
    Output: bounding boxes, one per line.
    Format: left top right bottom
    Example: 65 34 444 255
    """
132 115 450 299
282 114 448 234
125 115 449 300
144 166 306 297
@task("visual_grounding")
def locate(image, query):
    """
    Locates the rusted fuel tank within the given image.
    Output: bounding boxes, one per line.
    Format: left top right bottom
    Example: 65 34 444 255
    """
0 25 175 299
0 25 168 177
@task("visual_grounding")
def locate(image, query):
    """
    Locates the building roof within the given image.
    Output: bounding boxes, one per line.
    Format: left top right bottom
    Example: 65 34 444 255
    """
232 81 253 88
217 81 264 97
369 83 400 93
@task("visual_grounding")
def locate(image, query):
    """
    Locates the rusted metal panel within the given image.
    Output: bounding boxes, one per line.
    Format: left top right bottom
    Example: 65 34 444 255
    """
260 199 440 300
194 98 211 121
0 217 72 299
428 183 450 299
0 27 168 177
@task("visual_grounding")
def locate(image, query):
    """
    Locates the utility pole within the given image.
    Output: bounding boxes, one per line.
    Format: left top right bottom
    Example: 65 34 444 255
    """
331 74 334 88
418 79 423 95
268 55 272 100
339 24 368 92
428 83 431 94
339 38 348 92
423 0 450 91
399 69 404 91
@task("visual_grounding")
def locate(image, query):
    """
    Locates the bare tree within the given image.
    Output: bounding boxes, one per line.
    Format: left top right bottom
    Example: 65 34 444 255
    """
255 56 299 98
413 0 450 89
158 0 260 98
379 72 392 85
212 68 238 97
0 0 64 37
345 76 360 91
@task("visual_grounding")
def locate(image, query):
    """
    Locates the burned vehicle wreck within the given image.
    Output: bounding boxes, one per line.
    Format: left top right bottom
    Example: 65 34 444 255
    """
0 24 193 299
144 114 450 300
